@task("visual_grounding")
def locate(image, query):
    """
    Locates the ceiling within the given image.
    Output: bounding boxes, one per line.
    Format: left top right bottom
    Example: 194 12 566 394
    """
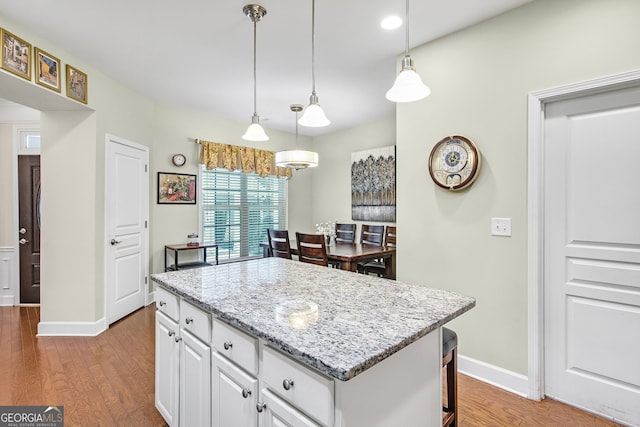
0 0 530 136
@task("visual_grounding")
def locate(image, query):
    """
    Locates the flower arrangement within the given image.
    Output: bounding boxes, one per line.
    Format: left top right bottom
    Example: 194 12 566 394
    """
315 221 336 238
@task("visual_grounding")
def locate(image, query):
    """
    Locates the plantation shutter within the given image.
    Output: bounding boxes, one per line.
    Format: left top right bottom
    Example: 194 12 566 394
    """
201 167 287 262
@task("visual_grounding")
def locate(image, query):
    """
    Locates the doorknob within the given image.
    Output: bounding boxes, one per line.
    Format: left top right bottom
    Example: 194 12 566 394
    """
19 228 27 235
19 238 29 245
110 239 122 245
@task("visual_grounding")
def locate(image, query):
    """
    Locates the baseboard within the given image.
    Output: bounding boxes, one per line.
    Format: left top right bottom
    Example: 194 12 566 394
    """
146 290 156 306
0 295 15 306
37 317 108 337
458 354 530 398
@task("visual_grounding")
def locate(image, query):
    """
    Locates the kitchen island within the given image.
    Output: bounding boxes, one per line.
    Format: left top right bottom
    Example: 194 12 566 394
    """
151 257 475 426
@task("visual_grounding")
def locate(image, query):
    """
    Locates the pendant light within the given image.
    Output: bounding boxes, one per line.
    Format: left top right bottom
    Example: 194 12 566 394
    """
386 0 431 102
242 4 269 141
298 0 330 127
276 104 319 169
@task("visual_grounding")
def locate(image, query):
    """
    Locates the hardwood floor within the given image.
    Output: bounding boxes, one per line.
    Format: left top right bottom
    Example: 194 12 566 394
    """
0 305 624 426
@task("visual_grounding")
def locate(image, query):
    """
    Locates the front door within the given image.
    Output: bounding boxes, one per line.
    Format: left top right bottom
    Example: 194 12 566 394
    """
105 135 148 324
543 86 640 425
18 155 41 304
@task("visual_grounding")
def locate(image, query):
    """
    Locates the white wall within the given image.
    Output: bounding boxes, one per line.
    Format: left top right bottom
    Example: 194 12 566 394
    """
394 0 640 375
309 116 397 233
149 104 313 274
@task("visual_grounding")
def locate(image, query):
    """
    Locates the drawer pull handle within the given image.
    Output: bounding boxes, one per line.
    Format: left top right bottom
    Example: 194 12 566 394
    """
282 378 295 390
168 330 175 337
223 341 233 350
256 402 266 413
159 301 166 307
174 336 182 343
185 317 194 325
242 388 252 399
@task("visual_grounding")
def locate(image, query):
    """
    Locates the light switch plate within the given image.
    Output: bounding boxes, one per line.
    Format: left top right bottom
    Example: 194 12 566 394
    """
491 218 512 237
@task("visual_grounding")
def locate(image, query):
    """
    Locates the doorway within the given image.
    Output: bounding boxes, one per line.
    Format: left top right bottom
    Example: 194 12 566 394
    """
18 155 40 303
529 71 640 426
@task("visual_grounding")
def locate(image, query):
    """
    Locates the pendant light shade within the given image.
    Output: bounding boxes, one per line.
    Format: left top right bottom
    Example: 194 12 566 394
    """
242 4 269 141
386 0 430 103
242 114 269 141
276 104 319 169
299 0 330 128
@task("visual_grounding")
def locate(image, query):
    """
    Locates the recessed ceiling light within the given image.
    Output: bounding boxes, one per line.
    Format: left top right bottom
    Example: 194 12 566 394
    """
381 15 402 30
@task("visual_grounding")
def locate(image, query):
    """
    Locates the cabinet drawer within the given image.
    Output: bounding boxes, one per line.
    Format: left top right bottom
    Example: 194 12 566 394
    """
212 319 258 376
180 300 211 343
262 345 334 427
155 286 179 321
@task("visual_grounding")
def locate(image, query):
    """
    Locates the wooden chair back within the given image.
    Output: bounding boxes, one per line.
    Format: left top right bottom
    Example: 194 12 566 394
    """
360 224 385 246
385 226 397 247
267 229 292 259
335 223 356 243
295 232 329 266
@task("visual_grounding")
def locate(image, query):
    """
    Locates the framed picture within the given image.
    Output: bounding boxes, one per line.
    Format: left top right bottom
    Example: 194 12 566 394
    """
34 47 61 92
1 28 32 80
66 64 88 103
158 172 197 204
351 145 396 222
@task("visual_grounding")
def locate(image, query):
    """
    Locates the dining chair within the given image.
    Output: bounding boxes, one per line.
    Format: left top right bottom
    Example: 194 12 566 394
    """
442 327 458 427
361 226 396 278
360 224 385 246
295 232 328 266
267 229 292 259
335 223 356 243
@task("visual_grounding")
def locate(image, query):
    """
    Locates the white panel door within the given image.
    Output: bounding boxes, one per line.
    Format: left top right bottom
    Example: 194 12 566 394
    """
106 135 148 324
544 87 640 426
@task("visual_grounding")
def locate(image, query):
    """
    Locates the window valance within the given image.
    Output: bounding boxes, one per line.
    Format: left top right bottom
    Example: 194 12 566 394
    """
198 140 292 179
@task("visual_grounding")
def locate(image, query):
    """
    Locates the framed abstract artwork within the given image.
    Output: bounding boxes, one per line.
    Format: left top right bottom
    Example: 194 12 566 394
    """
351 145 396 222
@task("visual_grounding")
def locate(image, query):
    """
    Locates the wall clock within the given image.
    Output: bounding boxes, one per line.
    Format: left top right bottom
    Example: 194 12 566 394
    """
172 153 186 167
428 135 481 191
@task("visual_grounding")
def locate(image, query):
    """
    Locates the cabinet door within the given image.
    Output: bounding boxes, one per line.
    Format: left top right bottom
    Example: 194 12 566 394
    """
212 352 258 427
155 311 179 426
179 329 211 427
259 388 320 427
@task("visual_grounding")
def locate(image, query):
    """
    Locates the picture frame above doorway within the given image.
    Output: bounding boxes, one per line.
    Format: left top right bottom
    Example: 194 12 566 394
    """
34 47 61 92
1 28 32 80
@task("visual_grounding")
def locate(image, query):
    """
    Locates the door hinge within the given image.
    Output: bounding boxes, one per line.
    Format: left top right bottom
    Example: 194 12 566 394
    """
145 277 148 284
145 164 148 172
145 220 148 228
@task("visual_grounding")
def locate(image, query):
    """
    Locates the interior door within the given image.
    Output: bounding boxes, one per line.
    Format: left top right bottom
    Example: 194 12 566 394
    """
543 86 640 426
105 135 148 324
18 155 40 304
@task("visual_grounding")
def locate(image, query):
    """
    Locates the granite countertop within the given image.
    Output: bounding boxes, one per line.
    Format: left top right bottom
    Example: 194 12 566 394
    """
151 257 475 381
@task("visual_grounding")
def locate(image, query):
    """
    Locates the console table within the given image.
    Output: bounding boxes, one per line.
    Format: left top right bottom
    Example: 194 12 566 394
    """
164 243 218 271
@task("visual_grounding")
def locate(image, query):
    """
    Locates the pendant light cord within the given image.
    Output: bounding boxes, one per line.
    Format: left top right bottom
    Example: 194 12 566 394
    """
311 0 317 96
404 0 410 58
252 19 258 116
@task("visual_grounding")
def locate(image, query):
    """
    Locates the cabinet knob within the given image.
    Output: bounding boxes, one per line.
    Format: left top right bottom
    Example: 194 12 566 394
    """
185 317 193 325
159 301 166 307
282 378 295 390
168 330 175 337
242 388 252 399
174 336 182 343
223 341 233 350
256 402 266 413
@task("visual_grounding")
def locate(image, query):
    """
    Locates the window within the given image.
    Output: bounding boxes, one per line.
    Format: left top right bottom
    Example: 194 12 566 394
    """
201 167 287 262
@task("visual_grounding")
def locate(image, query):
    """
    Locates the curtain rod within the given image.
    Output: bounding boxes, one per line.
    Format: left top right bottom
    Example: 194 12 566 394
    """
194 138 202 144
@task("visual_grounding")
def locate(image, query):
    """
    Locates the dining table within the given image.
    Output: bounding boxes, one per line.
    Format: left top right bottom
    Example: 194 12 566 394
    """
261 240 396 278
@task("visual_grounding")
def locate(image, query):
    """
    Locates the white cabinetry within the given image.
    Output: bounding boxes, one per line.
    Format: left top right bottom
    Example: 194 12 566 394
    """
211 318 259 427
154 286 211 426
155 310 179 425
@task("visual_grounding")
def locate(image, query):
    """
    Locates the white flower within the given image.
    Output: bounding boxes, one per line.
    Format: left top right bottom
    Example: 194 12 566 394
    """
315 221 336 237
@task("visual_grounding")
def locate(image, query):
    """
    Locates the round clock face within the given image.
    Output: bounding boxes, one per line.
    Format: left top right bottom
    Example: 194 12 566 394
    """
172 154 186 167
428 136 480 191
